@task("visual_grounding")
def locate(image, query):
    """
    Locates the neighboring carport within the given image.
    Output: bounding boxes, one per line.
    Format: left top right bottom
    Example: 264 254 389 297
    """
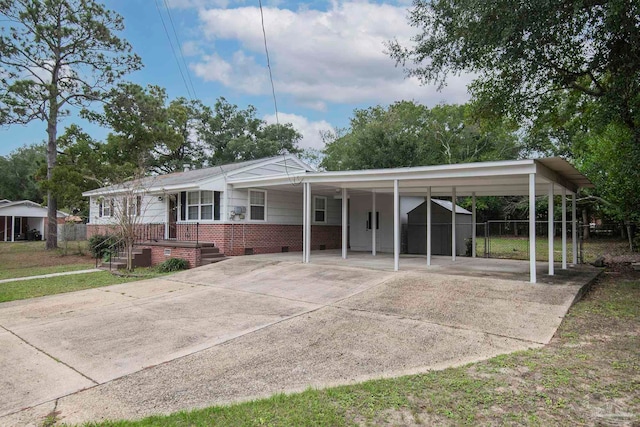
0 200 66 242
229 158 593 283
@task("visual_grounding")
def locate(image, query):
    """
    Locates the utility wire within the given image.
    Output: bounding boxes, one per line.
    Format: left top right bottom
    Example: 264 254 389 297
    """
155 0 193 100
162 0 199 100
257 0 302 185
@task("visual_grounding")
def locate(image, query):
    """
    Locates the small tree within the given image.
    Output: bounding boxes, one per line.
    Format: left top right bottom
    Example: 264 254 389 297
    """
101 170 155 271
0 0 142 249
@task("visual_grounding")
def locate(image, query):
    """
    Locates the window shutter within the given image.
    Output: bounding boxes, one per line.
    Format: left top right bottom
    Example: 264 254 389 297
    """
180 192 186 221
214 191 221 221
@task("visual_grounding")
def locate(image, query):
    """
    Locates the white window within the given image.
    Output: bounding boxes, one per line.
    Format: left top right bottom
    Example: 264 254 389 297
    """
187 190 214 221
124 196 141 217
249 189 266 221
314 196 327 223
99 198 113 217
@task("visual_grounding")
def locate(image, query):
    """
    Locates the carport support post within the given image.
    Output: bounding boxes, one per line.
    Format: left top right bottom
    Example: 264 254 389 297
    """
342 187 348 259
3 216 7 242
471 192 477 258
572 193 578 265
451 187 456 261
548 182 554 276
393 179 400 272
562 188 567 270
426 186 432 266
305 182 312 263
529 174 537 283
302 182 307 263
11 215 15 242
371 190 376 256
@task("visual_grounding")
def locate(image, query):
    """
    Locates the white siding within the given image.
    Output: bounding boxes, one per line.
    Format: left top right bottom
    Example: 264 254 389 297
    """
225 186 340 225
88 195 165 225
229 159 308 180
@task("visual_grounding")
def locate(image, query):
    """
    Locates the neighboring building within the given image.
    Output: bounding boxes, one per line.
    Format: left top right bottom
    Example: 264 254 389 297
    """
407 199 472 256
83 155 592 283
0 200 67 242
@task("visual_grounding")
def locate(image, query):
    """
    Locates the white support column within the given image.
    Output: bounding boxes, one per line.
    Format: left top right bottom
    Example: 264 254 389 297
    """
341 187 348 259
302 183 307 263
572 193 578 265
371 190 376 256
305 183 312 263
548 182 554 276
562 188 567 270
393 179 400 272
11 215 15 242
529 174 537 283
471 192 477 258
3 216 7 242
451 186 457 261
426 186 432 266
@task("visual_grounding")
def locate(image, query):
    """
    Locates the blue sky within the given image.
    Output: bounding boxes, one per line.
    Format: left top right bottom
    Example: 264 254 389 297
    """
0 0 471 156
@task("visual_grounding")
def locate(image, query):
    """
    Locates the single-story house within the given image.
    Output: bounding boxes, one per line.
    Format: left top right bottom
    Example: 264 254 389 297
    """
0 200 68 242
83 155 593 283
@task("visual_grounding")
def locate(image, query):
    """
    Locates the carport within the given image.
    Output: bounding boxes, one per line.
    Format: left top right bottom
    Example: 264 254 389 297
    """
229 158 593 283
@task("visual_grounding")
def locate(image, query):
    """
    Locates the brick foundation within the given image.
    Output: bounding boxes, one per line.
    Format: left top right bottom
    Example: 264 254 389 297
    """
87 223 342 267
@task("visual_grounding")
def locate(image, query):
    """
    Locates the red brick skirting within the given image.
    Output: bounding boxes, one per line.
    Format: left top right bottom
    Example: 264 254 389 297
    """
86 223 342 266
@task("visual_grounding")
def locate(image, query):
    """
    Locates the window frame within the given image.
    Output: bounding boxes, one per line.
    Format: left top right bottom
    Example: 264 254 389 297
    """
99 198 114 218
313 196 327 224
248 189 267 222
184 190 221 221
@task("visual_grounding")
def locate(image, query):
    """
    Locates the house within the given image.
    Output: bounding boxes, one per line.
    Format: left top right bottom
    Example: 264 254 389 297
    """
407 199 472 256
83 155 593 283
0 200 68 242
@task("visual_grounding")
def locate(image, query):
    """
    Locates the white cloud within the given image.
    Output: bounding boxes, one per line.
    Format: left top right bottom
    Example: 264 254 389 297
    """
190 2 472 108
264 112 333 150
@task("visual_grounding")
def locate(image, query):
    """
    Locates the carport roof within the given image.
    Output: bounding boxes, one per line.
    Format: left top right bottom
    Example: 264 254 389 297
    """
229 157 592 196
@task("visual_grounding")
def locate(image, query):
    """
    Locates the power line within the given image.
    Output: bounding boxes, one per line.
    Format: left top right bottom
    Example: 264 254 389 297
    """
154 0 194 100
162 0 199 100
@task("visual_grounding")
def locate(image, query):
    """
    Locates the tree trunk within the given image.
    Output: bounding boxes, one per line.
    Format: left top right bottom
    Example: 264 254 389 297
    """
581 208 590 240
45 115 58 250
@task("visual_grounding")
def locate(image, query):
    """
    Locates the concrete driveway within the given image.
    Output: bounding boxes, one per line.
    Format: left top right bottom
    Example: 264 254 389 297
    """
0 255 597 426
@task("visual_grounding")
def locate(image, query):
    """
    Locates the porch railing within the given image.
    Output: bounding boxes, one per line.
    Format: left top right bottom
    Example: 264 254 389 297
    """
133 222 201 245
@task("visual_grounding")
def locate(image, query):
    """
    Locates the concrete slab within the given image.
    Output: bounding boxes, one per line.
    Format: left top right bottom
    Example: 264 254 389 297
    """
49 306 537 425
337 272 581 344
11 286 317 383
0 288 132 329
0 329 94 417
178 258 396 304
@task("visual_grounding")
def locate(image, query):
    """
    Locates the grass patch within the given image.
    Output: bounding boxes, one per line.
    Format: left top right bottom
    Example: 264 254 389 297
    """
86 272 640 427
0 269 166 303
0 241 93 280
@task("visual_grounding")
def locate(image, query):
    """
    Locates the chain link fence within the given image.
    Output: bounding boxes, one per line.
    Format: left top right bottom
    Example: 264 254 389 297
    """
474 221 637 263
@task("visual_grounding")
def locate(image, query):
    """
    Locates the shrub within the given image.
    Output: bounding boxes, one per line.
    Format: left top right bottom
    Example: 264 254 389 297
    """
89 234 118 259
157 258 189 272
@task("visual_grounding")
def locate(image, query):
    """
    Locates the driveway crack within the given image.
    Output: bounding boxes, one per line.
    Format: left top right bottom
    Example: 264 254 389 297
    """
0 325 99 385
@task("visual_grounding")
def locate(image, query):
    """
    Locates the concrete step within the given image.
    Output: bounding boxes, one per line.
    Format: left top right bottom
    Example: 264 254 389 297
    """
200 256 228 265
200 247 220 255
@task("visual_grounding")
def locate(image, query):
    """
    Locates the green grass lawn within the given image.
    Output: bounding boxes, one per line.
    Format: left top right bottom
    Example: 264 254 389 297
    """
83 271 640 427
0 269 166 303
0 241 94 280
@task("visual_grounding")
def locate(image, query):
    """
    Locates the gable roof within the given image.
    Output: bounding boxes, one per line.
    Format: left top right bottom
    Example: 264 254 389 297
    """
83 155 312 196
0 200 67 217
407 199 472 215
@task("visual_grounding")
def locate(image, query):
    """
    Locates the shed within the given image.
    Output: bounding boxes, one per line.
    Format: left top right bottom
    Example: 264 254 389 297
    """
0 200 67 242
407 199 472 256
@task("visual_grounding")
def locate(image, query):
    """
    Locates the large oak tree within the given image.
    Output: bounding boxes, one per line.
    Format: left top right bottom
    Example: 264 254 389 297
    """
0 0 141 248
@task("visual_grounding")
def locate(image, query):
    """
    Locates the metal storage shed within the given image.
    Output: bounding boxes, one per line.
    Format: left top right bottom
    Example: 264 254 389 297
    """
407 199 472 256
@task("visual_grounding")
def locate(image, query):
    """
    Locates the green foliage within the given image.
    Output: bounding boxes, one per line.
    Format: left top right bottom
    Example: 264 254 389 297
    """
0 143 46 202
156 258 189 272
321 102 520 170
89 234 119 259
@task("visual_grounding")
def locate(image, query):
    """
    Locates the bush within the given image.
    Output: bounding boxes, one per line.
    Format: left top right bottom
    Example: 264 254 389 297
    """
157 258 189 272
89 234 118 259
